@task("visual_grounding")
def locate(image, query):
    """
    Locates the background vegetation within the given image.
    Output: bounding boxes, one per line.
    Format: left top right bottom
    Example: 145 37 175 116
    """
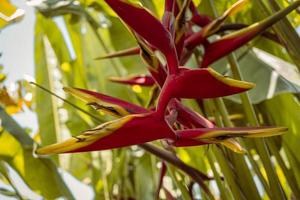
1 0 300 199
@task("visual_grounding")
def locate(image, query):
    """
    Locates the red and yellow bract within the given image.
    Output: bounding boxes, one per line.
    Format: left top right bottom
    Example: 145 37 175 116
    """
36 0 300 155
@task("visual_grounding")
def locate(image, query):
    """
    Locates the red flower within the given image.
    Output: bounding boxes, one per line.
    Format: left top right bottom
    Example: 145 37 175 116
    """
36 0 297 155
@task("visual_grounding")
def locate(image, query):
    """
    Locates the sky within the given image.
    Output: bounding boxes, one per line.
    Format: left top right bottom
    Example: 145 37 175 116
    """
0 0 94 199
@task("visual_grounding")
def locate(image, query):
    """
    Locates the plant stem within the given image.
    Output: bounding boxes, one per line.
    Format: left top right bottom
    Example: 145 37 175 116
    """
269 140 300 198
210 99 261 200
204 100 246 200
168 165 192 200
207 151 230 200
257 0 300 70
140 144 215 200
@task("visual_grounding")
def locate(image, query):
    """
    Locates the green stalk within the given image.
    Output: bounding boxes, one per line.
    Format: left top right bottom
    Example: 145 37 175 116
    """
269 140 300 198
168 166 192 200
213 99 233 127
227 53 286 200
213 99 268 195
213 147 246 200
257 0 300 70
99 152 111 200
205 1 287 198
212 99 262 200
204 3 267 198
207 151 231 200
283 143 300 186
204 101 246 200
245 151 272 197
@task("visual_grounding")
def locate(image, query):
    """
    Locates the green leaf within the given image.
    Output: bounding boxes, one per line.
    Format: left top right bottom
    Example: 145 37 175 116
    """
255 0 300 70
0 107 74 199
259 93 300 167
34 14 61 151
259 93 300 190
134 154 156 200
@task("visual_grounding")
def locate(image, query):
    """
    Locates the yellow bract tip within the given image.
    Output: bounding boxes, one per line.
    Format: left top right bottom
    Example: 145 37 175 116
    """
207 68 255 90
221 139 246 154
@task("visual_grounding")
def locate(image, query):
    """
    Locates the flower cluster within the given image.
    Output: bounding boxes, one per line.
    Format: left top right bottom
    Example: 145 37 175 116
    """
36 0 300 155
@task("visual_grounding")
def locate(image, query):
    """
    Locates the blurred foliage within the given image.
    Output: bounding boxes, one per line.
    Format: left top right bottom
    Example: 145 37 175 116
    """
0 0 24 29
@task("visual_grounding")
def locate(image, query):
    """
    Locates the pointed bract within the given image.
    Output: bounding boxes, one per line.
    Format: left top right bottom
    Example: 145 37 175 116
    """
109 75 155 86
201 0 249 37
202 0 300 67
176 126 286 140
36 112 175 154
173 126 286 153
185 0 248 50
104 0 179 74
95 47 140 60
64 87 147 117
169 68 255 99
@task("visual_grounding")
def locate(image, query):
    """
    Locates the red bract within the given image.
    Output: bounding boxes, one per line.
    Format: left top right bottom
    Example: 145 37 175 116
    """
64 87 148 116
184 0 248 51
36 112 174 154
104 0 179 74
95 46 140 60
174 127 287 146
201 0 300 67
36 0 297 155
165 67 253 99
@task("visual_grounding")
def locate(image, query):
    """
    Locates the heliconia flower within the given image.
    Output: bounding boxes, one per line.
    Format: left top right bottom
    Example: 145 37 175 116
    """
36 86 286 154
95 47 140 60
109 75 156 86
201 0 300 67
35 0 291 156
64 87 148 117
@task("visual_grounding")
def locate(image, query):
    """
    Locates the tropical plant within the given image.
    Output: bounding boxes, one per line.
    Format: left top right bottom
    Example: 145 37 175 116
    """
1 0 300 199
